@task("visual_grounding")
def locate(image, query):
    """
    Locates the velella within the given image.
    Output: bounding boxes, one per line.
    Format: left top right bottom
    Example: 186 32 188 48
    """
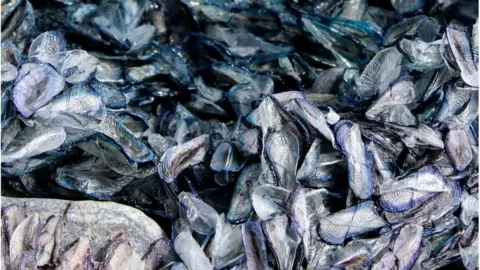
1 0 478 269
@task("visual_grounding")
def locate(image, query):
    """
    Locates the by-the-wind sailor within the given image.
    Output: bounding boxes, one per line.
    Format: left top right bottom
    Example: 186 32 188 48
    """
76 138 138 176
251 184 290 221
296 138 345 189
227 82 260 118
95 60 124 83
355 46 404 98
327 241 373 269
12 62 65 118
0 0 478 269
435 83 472 123
125 24 156 53
372 252 396 270
92 0 150 45
186 94 227 119
379 166 448 212
335 120 373 199
205 26 293 63
178 191 219 235
1 40 22 69
398 38 444 71
55 157 132 200
1 125 66 163
318 201 385 244
460 191 479 226
417 17 442 42
142 238 177 270
302 16 368 69
2 118 21 152
96 113 154 163
255 95 301 139
444 129 473 171
1 63 18 82
210 141 246 174
294 99 336 147
459 221 479 270
383 15 427 46
390 0 425 14
286 188 310 259
388 123 444 149
320 16 383 55
393 224 424 270
90 80 126 109
59 50 100 84
446 19 478 87
365 76 417 126
227 163 260 224
263 214 300 270
194 76 224 104
210 214 245 269
241 221 268 270
264 130 299 191
385 180 462 225
174 229 213 270
28 30 66 59
158 134 210 183
34 85 106 130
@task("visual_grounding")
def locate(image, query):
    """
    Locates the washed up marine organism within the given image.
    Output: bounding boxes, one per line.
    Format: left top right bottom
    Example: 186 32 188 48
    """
1 198 172 270
0 0 479 269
